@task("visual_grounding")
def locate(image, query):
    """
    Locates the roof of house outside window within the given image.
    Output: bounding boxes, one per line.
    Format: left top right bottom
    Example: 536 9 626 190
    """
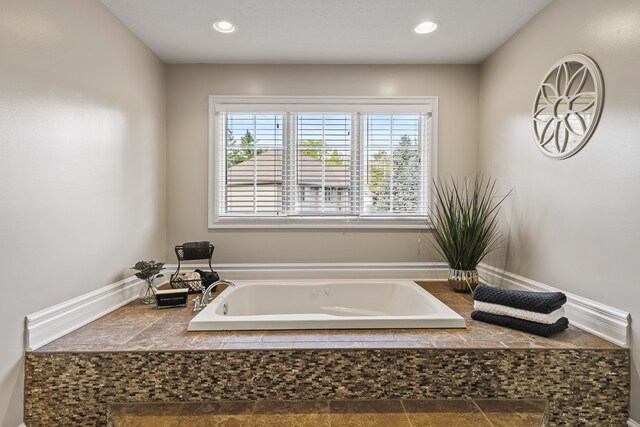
227 149 351 188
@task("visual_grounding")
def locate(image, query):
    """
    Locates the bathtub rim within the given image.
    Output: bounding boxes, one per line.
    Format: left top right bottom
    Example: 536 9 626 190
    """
188 279 466 331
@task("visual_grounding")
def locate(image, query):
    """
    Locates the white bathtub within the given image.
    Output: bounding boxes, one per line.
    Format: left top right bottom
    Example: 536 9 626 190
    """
188 280 465 331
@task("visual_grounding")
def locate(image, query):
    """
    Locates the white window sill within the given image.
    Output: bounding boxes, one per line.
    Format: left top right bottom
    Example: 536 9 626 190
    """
208 217 433 230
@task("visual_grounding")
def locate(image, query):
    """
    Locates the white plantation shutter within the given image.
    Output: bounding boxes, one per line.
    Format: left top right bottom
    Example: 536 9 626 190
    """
293 114 355 215
211 97 435 227
221 113 284 216
361 113 428 216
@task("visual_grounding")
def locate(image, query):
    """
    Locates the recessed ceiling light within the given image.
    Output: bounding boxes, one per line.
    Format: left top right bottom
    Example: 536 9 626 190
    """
414 21 439 34
211 19 236 34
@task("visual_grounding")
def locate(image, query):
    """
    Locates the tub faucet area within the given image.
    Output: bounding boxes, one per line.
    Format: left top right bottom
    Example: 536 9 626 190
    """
193 279 237 311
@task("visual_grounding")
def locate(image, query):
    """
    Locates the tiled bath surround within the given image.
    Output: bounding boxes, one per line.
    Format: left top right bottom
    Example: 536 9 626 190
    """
24 348 628 426
24 283 629 426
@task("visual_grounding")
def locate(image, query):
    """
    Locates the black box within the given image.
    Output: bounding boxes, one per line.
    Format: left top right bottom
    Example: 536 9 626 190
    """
155 288 189 309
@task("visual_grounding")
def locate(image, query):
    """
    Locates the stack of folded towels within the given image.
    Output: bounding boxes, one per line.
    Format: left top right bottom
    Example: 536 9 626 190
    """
471 284 569 337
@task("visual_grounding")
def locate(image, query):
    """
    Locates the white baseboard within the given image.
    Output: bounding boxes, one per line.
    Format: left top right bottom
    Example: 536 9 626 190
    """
166 262 449 281
26 276 145 351
25 262 447 351
628 419 640 427
478 263 630 348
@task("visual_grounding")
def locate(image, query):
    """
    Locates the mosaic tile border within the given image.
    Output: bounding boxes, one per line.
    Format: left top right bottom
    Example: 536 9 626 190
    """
24 348 628 426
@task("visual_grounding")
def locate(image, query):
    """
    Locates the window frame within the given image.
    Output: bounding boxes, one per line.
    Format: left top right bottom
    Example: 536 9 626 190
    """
208 96 438 229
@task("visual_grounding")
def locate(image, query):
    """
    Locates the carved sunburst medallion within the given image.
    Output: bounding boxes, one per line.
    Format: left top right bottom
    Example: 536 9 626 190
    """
532 54 604 159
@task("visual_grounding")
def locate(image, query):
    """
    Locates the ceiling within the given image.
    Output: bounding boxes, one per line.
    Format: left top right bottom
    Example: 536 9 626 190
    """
101 0 551 64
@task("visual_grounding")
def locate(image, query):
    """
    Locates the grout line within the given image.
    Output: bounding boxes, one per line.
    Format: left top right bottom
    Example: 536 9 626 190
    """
399 400 415 427
123 309 170 344
471 399 496 427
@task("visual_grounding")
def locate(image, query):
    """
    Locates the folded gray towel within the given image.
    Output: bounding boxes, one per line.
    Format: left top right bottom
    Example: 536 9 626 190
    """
474 284 566 314
183 241 210 248
181 241 212 260
471 311 569 337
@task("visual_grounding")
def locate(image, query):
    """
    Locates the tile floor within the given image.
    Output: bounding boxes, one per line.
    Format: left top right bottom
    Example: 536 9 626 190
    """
108 399 548 427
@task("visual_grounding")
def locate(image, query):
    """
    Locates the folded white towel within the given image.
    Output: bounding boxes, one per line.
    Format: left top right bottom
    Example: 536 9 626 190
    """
474 300 565 324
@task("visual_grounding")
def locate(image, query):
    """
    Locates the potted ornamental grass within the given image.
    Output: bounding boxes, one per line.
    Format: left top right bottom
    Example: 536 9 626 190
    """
428 176 510 293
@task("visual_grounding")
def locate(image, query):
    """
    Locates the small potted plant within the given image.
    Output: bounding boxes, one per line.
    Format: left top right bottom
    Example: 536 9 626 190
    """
428 176 510 293
131 260 165 304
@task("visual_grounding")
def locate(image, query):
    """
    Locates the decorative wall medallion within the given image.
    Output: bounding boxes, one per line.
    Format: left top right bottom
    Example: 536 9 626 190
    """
532 54 604 159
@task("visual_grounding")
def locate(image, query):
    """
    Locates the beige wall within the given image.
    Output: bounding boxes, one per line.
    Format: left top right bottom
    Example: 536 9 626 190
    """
166 64 479 263
0 0 166 425
479 0 640 420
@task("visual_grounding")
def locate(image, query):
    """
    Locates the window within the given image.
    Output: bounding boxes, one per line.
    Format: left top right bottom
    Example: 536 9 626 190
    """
210 97 437 228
